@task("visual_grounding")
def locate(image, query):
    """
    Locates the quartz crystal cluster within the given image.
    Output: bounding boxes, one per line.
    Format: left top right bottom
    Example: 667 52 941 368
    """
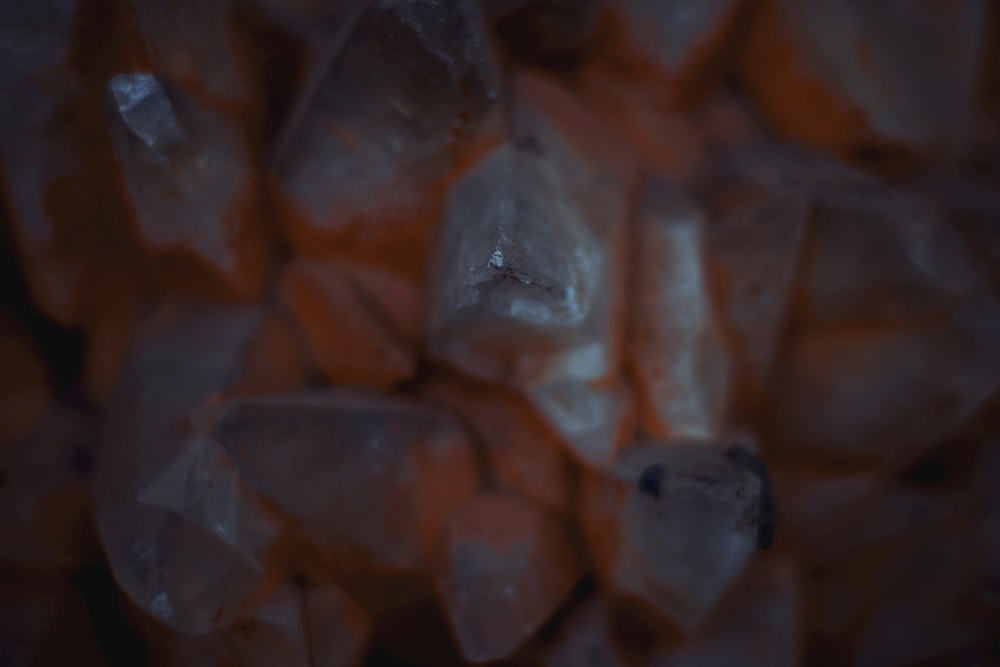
1 0 999 665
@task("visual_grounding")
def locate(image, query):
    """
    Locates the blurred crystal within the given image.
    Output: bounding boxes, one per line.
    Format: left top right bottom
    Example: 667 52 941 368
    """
740 0 990 155
629 183 729 439
275 0 502 256
434 492 584 662
581 440 765 633
207 392 480 573
95 301 296 634
106 73 269 297
768 151 1000 462
429 73 635 463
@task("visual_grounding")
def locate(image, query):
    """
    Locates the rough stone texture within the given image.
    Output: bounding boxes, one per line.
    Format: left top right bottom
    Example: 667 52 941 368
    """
539 595 629 667
434 492 584 662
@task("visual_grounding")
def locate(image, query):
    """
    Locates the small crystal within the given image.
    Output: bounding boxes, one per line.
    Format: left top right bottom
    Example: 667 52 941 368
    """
433 492 584 662
629 183 729 439
107 74 188 158
581 440 765 633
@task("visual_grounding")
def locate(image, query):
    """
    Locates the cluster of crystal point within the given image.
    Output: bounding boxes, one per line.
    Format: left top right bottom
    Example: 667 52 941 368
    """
1 0 999 665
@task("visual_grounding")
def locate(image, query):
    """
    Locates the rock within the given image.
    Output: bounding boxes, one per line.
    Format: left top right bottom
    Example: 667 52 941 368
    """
305 585 371 667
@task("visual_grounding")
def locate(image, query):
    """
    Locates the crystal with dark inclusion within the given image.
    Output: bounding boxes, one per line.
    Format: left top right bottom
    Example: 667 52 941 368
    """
106 73 269 297
629 182 729 439
433 492 584 663
275 0 502 260
762 150 1000 463
429 72 635 464
206 391 480 574
580 439 764 634
95 301 309 634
